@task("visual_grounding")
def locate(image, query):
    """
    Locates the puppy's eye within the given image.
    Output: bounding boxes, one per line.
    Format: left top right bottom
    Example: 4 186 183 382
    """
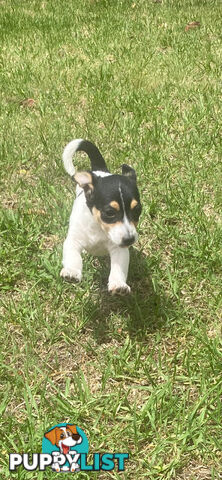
101 208 118 223
105 210 116 218
60 433 65 439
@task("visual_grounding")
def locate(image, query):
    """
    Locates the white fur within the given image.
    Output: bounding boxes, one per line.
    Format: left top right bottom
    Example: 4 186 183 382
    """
61 140 138 294
108 215 137 246
62 139 83 176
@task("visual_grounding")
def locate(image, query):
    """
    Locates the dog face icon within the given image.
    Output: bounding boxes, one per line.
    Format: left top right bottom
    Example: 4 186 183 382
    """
45 424 82 454
44 424 82 472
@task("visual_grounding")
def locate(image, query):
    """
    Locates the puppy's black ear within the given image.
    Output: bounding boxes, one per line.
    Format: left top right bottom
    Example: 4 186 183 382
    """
122 164 137 182
74 171 97 197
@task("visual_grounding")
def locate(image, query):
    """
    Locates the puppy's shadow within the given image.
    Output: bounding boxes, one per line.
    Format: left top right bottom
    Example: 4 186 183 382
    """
84 248 173 344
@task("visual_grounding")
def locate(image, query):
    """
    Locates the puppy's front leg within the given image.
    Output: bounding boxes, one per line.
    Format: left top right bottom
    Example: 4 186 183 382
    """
60 235 83 282
51 452 61 472
108 247 131 295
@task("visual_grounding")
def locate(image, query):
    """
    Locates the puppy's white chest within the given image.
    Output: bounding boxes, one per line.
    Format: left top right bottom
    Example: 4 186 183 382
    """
85 242 108 256
82 219 109 255
69 192 109 255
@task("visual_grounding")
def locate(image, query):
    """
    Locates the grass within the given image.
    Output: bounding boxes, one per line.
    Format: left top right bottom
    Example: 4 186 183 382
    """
0 0 222 478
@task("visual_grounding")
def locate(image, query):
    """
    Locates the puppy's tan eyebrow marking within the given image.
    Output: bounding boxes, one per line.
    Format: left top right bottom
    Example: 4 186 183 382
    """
109 201 120 211
130 199 138 209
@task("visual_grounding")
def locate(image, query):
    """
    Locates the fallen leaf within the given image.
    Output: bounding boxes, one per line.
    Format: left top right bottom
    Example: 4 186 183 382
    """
185 21 200 31
20 98 36 108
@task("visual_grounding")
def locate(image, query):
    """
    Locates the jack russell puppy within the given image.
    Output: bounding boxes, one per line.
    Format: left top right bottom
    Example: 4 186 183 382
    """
60 139 142 294
44 424 82 472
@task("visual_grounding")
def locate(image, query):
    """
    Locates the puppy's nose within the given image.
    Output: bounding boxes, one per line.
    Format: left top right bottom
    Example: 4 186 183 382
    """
121 235 135 247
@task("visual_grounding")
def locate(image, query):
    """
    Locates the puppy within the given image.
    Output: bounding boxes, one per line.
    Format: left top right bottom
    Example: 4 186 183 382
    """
60 139 142 294
44 425 82 472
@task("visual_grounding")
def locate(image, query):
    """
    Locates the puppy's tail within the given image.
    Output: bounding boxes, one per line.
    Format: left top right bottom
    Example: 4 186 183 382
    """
62 139 109 177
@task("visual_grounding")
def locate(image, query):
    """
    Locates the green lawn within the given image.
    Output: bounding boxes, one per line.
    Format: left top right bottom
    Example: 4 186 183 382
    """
0 0 222 478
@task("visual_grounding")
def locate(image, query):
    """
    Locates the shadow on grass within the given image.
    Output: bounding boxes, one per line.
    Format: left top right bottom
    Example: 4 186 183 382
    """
83 248 174 344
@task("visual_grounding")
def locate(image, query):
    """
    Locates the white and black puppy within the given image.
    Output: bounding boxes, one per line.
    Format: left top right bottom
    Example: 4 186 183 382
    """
60 139 142 294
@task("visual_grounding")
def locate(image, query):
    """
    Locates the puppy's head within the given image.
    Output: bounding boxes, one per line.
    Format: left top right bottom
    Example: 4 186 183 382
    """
74 164 142 247
44 425 82 454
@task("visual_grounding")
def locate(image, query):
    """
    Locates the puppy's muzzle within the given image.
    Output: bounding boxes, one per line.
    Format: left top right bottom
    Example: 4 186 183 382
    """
121 235 136 247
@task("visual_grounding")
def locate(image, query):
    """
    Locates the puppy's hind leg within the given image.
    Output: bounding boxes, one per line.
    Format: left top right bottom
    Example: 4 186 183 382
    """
60 235 83 282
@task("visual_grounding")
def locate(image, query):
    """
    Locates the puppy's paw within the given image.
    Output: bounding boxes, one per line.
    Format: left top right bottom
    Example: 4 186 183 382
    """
71 464 80 472
60 267 82 283
52 464 60 472
108 282 131 295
